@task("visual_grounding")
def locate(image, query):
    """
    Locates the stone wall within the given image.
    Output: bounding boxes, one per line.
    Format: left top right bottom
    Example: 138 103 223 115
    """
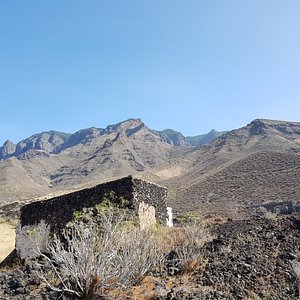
20 176 168 230
17 176 169 259
20 176 167 229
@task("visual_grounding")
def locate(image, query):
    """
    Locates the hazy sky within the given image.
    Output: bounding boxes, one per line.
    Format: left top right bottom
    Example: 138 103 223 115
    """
1 1 300 145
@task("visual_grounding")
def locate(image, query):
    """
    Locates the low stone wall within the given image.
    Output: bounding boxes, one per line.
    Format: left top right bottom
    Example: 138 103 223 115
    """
20 176 168 230
17 176 169 259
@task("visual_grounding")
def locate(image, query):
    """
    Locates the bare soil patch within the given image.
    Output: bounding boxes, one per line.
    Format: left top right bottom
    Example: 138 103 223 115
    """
0 221 16 262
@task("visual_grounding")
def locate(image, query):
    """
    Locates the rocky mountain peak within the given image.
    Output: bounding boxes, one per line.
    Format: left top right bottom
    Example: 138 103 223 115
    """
248 119 269 135
210 118 300 154
3 139 14 146
186 129 226 146
249 118 300 137
14 131 70 156
105 118 145 134
53 119 146 153
149 128 188 146
53 127 102 153
0 140 16 159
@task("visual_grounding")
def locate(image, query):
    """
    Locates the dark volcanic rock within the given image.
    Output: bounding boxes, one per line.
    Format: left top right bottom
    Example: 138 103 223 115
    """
194 215 300 299
2 215 300 299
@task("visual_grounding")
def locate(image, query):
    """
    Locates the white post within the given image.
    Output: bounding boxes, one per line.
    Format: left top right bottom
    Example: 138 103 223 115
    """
166 207 173 227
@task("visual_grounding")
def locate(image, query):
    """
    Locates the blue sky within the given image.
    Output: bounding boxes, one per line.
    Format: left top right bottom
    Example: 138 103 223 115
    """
1 1 300 145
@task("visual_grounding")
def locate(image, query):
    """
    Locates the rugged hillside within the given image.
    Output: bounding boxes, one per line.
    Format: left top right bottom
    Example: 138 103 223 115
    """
169 151 300 218
48 119 174 188
166 119 300 217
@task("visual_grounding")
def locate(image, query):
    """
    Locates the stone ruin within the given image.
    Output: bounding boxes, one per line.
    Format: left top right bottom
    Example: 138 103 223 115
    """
16 176 173 259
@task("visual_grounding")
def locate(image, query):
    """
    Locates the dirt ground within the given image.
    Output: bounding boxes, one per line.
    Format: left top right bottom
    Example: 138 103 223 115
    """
0 222 16 262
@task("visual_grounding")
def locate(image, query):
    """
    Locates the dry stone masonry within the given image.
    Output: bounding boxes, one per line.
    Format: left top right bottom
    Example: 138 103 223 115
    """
16 176 170 259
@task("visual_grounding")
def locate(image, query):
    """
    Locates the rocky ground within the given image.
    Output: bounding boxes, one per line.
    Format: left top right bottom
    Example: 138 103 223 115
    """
1 214 300 299
195 214 300 299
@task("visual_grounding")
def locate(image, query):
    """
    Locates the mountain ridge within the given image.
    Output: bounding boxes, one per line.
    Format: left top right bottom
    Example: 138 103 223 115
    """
0 118 225 160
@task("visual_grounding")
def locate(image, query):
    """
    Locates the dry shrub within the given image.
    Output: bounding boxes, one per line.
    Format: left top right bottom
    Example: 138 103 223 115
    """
161 220 213 275
33 209 212 299
180 259 201 274
112 226 166 287
148 227 184 259
165 227 187 247
111 276 160 300
205 215 226 225
34 212 124 299
33 210 166 299
141 221 213 276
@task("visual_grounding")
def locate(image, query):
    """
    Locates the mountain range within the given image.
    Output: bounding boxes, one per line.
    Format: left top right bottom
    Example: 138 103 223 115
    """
0 120 225 160
0 118 299 219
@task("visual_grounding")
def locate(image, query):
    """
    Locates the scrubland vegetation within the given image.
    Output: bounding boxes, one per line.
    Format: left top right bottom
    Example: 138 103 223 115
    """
28 199 212 299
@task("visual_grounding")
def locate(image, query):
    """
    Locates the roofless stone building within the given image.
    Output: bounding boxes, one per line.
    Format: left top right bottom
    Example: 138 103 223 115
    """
16 176 172 259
